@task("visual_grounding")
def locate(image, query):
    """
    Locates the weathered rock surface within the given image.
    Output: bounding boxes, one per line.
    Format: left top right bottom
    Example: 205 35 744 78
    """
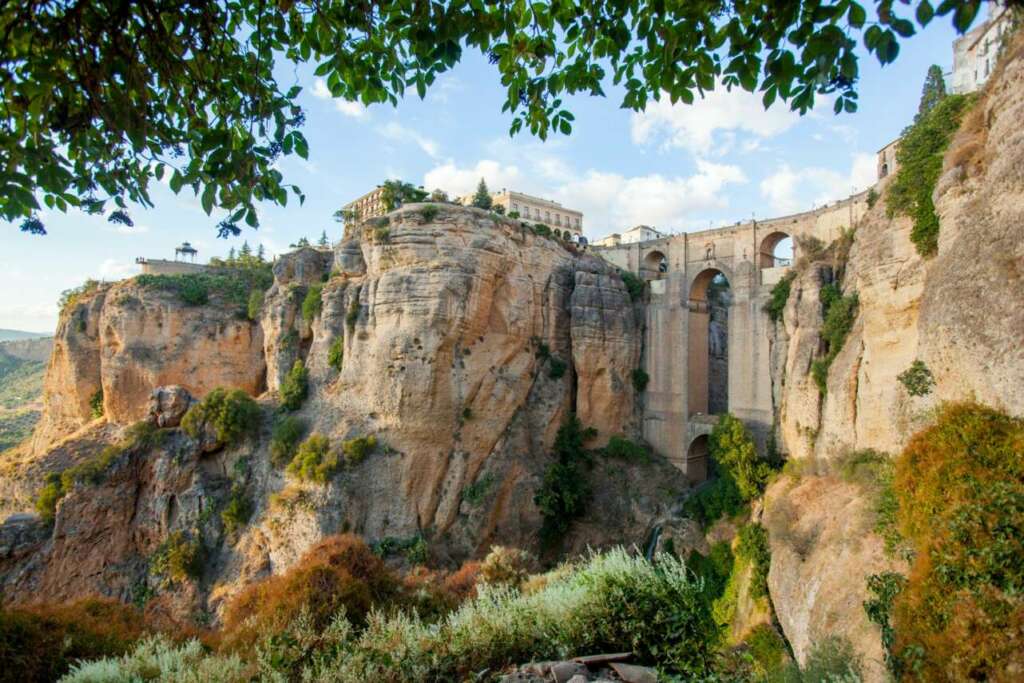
0 205 689 615
763 475 903 683
766 44 1024 680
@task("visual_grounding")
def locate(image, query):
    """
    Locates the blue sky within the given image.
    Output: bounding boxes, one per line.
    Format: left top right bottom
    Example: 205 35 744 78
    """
1 15 971 333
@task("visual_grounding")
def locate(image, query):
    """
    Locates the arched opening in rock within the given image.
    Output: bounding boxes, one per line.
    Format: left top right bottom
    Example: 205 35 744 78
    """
688 268 731 417
759 231 793 269
686 434 709 485
642 249 668 280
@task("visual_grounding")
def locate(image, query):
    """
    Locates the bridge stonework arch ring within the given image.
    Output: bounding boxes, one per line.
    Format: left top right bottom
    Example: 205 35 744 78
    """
641 249 668 280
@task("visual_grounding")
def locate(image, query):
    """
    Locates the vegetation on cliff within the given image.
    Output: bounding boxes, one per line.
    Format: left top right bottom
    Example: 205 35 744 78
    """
135 262 273 313
279 359 310 410
181 388 260 449
886 93 976 256
864 403 1024 680
64 545 718 682
810 283 859 394
534 416 597 546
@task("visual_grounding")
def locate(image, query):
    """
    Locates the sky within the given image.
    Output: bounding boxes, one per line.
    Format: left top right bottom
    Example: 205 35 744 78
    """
1 13 975 334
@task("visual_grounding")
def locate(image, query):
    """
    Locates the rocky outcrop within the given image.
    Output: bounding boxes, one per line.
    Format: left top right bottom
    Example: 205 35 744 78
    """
763 475 902 683
1 205 687 616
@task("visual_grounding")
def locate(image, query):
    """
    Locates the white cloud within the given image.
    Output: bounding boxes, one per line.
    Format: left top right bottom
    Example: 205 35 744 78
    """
631 87 804 156
376 122 441 158
759 153 877 215
311 78 368 119
423 157 747 234
423 159 524 198
98 258 140 281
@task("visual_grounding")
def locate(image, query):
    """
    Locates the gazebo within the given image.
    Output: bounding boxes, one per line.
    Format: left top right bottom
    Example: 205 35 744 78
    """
174 242 198 262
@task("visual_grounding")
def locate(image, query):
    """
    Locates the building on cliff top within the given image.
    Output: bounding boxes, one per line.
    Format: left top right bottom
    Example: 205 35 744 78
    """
949 2 1014 94
594 225 667 247
459 189 584 235
340 186 389 225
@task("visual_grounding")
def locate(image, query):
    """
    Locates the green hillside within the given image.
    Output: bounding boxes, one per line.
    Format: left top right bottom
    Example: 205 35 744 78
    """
0 328 48 342
0 353 46 452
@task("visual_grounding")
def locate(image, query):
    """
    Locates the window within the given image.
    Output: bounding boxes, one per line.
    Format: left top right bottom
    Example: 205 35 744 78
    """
556 215 562 225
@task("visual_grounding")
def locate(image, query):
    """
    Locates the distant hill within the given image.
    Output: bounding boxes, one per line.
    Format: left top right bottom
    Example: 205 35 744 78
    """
0 342 48 452
0 329 49 342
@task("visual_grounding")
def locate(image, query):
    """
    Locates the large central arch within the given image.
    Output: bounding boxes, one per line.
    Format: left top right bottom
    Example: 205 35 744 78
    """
688 268 731 417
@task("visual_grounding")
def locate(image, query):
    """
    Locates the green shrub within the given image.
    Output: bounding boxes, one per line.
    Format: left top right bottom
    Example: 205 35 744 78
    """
373 227 391 243
547 357 567 379
631 368 649 392
863 571 908 676
89 388 104 419
619 270 644 301
710 414 773 501
34 473 65 524
63 637 246 683
686 541 733 602
683 473 744 526
736 523 770 600
462 473 495 506
302 284 323 323
461 406 473 421
0 598 155 683
419 205 439 222
81 548 718 681
763 271 795 323
287 434 338 483
58 279 101 314
866 187 879 209
887 94 975 256
247 288 264 321
800 635 864 681
328 337 344 371
221 485 253 537
270 415 305 468
897 359 935 396
149 531 203 584
136 264 273 313
341 435 377 466
887 403 1024 680
534 416 597 545
181 387 260 447
743 624 788 678
811 285 858 394
602 435 649 463
532 222 552 238
280 360 309 411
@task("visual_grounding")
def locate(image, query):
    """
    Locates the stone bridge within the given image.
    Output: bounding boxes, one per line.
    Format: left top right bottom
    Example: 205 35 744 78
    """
594 190 870 482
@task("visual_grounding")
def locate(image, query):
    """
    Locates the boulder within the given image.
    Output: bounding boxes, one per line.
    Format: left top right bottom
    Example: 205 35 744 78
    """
147 385 194 428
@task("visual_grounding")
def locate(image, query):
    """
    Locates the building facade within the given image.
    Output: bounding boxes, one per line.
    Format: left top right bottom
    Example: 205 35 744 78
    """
593 225 666 248
461 190 584 235
340 186 389 225
950 2 1014 94
877 138 900 180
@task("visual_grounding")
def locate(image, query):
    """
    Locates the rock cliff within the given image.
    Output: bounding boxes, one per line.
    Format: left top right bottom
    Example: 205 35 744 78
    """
765 37 1024 680
0 205 689 617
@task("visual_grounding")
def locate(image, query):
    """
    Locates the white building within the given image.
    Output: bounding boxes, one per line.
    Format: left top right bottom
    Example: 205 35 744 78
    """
594 225 666 247
949 2 1014 94
460 189 583 235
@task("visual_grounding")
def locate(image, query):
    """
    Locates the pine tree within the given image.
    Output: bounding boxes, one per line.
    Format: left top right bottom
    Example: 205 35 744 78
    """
318 230 329 246
239 240 252 258
471 178 492 209
917 65 947 119
257 244 266 261
227 246 236 261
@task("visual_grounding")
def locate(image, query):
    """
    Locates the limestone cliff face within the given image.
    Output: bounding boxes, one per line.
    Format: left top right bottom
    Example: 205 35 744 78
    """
1 205 687 615
777 44 1024 465
766 40 1024 680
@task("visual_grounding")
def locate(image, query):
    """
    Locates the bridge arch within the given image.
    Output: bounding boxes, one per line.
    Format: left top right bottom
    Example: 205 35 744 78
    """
687 267 731 418
641 248 668 280
759 231 793 269
685 434 709 484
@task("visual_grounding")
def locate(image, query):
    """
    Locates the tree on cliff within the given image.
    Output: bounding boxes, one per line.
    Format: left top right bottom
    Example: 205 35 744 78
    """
917 64 948 118
3 1 995 236
471 179 493 210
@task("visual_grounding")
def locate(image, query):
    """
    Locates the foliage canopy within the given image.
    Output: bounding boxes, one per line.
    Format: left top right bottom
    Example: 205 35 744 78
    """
4 0 990 235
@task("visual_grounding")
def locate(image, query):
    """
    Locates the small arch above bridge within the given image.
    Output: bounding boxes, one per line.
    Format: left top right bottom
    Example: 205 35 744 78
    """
759 231 793 269
641 249 668 280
